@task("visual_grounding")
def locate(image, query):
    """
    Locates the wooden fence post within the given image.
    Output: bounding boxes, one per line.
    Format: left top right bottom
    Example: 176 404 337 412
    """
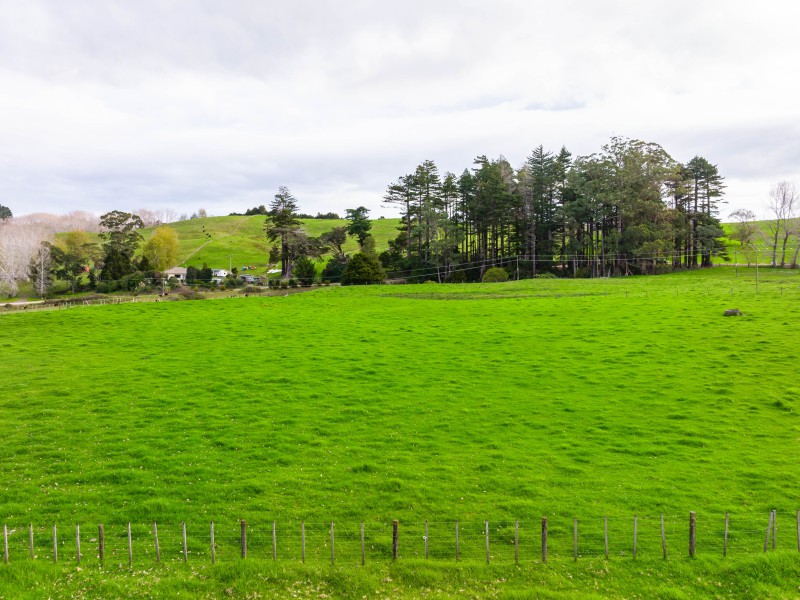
361 522 365 565
53 524 57 563
330 522 335 565
272 521 277 561
689 512 696 558
392 520 399 561
29 524 34 560
485 521 490 564
182 522 188 562
633 515 638 559
723 513 729 557
99 524 105 563
153 522 160 563
240 520 247 559
301 522 305 564
764 511 773 552
75 524 81 565
573 518 578 561
772 510 776 549
661 514 667 559
541 517 548 563
127 522 132 567
425 521 429 560
210 521 215 565
604 516 608 559
456 519 460 561
514 520 519 565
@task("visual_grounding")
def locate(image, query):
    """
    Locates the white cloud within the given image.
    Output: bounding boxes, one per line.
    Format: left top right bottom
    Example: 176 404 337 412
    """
0 0 798 219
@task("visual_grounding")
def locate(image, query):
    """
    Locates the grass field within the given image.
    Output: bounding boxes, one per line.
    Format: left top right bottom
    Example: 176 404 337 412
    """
1 268 799 597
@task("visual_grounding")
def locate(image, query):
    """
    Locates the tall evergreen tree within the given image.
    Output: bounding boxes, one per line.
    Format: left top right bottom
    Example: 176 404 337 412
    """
264 186 302 277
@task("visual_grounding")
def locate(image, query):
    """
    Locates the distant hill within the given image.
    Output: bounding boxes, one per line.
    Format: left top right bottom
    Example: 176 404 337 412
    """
139 216 402 273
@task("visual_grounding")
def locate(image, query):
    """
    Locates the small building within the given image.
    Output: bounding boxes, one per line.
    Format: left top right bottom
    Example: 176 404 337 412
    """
212 269 228 278
164 267 187 282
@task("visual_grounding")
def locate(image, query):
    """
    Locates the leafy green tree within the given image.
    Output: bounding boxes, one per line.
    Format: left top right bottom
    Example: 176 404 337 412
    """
48 231 101 292
345 206 372 248
320 227 348 261
186 265 199 284
137 255 152 272
142 225 179 271
340 252 385 285
321 256 347 282
100 247 133 282
198 263 213 283
0 205 11 220
729 209 758 247
293 256 316 286
99 211 144 281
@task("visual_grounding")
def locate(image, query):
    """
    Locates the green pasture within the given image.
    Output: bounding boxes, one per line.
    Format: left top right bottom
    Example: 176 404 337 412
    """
1 268 799 597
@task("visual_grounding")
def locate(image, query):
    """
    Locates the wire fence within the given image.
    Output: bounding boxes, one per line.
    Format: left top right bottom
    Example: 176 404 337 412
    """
3 511 797 567
3 270 800 315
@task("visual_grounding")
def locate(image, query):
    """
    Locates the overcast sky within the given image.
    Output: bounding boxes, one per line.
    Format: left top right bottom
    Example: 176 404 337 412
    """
1 0 798 220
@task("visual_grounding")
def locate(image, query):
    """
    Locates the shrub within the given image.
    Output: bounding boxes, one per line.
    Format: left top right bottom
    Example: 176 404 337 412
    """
482 267 509 283
321 257 347 283
293 256 317 287
178 289 205 301
449 271 467 283
279 281 288 290
288 278 298 288
340 252 386 285
534 272 558 279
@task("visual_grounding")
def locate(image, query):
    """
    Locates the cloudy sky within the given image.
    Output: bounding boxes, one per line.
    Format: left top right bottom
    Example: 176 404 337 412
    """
1 0 798 220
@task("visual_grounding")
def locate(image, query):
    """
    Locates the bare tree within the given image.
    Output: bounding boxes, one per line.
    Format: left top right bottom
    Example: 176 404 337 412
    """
29 242 52 297
12 211 99 234
0 219 51 296
134 209 161 228
729 208 758 265
766 181 798 267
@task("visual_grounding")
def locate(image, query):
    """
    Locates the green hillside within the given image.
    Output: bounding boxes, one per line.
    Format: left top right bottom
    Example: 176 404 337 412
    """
139 216 402 273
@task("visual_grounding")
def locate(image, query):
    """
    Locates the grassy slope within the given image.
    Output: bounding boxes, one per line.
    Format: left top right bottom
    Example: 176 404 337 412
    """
138 216 402 273
1 268 799 597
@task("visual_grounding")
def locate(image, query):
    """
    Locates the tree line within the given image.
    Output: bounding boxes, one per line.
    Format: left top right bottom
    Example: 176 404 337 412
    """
376 137 731 281
4 210 181 297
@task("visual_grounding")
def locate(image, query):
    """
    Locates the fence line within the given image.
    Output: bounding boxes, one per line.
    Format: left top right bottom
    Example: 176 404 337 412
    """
2 511 798 567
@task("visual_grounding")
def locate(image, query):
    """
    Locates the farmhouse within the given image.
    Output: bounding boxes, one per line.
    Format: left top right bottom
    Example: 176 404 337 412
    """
164 267 187 282
212 269 228 277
